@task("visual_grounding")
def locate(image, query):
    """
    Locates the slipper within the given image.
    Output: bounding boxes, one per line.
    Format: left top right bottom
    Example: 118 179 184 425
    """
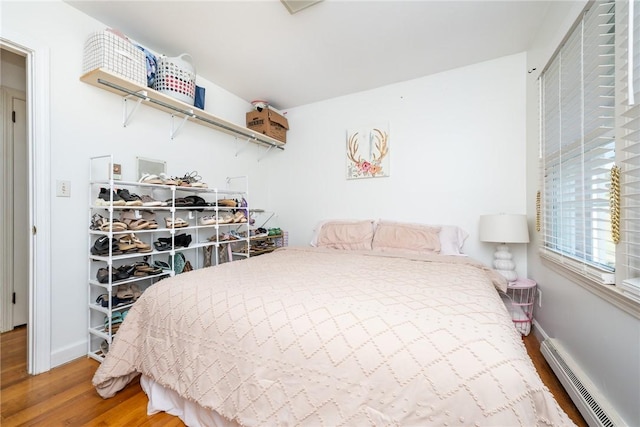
91 236 121 256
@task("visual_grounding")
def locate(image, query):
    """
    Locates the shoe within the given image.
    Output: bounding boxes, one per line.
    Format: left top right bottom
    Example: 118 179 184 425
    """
96 188 126 206
116 189 143 206
139 194 166 207
96 268 114 283
121 217 151 230
174 233 192 248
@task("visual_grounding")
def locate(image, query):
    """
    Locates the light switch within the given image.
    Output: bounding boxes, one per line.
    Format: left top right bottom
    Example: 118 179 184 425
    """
56 180 71 197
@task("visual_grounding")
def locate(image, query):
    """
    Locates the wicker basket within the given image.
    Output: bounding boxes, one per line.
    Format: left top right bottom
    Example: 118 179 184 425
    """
82 30 146 86
154 54 196 105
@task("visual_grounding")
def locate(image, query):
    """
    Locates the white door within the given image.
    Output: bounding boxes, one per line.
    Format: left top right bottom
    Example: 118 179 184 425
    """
12 96 28 327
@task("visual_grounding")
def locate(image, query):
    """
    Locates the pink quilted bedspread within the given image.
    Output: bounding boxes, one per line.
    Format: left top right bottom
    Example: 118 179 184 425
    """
93 247 573 426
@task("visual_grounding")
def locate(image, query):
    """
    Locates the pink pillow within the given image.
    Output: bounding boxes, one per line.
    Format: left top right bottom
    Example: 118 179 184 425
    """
315 220 375 250
373 221 441 255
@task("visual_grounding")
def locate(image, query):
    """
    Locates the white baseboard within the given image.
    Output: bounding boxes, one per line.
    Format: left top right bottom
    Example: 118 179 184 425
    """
50 340 86 368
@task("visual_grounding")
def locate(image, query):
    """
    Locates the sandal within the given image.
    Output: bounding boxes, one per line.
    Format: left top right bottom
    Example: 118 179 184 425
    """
105 311 124 333
130 284 142 300
121 218 150 230
165 217 189 228
96 293 132 307
129 233 152 252
154 240 172 251
91 236 122 256
139 174 163 185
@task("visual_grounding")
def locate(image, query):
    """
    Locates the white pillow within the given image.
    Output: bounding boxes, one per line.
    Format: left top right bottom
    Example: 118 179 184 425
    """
438 225 469 255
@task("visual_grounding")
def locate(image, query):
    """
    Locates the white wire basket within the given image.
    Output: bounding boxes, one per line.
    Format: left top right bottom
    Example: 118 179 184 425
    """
153 54 196 105
82 30 146 86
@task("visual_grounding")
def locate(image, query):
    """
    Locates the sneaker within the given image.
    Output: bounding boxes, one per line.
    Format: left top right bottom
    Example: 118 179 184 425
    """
96 188 126 206
117 189 143 206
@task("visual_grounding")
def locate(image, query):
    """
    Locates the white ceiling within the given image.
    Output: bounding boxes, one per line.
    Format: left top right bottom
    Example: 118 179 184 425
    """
66 0 553 110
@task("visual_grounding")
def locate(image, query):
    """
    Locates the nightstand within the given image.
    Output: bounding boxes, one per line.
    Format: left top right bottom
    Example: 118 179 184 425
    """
504 278 536 336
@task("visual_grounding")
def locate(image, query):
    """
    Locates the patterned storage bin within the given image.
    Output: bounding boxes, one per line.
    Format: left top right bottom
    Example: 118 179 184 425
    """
153 54 196 105
82 29 146 86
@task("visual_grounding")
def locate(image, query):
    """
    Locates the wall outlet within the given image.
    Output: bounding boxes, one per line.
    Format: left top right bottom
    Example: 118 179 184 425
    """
537 289 543 308
56 180 70 197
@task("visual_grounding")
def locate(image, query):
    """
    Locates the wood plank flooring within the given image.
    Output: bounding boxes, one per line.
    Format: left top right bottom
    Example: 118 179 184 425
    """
2 325 586 426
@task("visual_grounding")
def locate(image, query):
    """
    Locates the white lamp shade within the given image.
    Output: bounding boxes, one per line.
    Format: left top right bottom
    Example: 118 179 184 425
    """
479 214 530 244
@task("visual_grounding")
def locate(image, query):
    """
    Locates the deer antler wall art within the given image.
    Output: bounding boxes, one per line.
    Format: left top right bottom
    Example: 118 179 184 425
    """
346 125 390 179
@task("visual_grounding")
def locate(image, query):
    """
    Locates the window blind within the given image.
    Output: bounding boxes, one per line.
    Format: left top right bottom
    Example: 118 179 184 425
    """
620 0 640 283
541 1 616 281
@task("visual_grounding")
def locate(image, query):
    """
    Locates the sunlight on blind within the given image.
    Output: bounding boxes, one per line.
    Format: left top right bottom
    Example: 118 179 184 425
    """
541 1 616 278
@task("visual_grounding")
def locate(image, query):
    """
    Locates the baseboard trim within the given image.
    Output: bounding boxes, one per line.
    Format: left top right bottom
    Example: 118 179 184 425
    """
50 340 86 368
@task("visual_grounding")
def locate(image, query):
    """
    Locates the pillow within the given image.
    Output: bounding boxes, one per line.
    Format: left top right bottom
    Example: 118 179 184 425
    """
438 225 469 255
312 220 375 250
372 221 441 255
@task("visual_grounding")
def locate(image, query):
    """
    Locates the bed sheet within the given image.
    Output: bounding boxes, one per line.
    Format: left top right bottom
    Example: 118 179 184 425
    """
93 247 573 426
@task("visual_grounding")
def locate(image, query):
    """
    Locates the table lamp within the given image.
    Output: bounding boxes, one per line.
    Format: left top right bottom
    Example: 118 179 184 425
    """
479 214 530 281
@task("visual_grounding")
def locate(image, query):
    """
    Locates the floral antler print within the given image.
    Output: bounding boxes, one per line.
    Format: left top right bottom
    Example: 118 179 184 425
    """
346 128 389 178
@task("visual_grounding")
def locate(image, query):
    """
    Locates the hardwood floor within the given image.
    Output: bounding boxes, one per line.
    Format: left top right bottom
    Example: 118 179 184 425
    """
2 325 586 426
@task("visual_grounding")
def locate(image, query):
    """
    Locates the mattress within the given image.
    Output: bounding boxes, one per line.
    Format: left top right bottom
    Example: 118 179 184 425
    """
93 247 573 426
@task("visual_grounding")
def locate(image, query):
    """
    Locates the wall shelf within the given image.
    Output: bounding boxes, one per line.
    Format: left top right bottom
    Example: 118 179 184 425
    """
80 69 285 150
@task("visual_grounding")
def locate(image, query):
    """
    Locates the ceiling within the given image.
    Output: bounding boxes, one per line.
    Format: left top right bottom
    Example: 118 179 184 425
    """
66 0 553 110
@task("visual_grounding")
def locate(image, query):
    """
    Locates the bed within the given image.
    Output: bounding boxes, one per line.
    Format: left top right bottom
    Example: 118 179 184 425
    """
93 220 574 426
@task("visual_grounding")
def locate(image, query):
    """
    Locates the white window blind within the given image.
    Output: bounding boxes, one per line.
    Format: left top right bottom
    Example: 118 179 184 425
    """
540 1 616 281
620 0 640 283
630 0 640 104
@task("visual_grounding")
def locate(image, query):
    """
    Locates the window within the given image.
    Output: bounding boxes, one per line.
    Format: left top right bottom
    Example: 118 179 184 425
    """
540 1 616 283
620 0 640 287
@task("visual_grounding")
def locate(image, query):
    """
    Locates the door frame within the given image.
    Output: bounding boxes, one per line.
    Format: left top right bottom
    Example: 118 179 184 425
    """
1 31 52 375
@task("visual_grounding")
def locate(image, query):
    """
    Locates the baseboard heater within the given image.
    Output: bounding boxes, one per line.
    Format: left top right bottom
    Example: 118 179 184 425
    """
540 339 624 427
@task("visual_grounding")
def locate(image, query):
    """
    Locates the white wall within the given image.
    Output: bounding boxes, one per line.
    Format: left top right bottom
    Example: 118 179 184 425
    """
525 1 640 425
269 53 528 269
2 1 530 374
2 1 275 365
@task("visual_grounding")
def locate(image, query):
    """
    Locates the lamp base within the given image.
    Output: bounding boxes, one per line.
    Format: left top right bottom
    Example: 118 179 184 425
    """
493 244 518 282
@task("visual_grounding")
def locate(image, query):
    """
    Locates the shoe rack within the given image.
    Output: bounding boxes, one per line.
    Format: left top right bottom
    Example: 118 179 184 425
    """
88 155 250 361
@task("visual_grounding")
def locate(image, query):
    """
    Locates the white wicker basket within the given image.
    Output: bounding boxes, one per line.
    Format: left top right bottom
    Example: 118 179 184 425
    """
154 54 196 105
82 30 146 86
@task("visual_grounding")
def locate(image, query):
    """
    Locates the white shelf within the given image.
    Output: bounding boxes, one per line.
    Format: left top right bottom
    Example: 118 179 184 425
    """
80 69 286 150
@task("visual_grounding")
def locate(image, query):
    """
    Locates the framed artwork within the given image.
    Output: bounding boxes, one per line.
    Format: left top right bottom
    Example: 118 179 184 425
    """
346 124 390 179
